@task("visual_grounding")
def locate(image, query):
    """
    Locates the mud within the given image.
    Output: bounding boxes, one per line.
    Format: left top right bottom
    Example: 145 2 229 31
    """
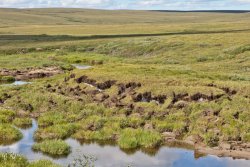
76 75 116 90
132 92 167 104
0 67 64 81
170 92 225 106
165 136 250 160
207 83 238 96
195 146 250 160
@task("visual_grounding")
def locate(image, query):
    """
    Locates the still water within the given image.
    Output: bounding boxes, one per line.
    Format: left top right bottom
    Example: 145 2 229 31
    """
72 64 92 70
0 81 31 86
0 120 249 167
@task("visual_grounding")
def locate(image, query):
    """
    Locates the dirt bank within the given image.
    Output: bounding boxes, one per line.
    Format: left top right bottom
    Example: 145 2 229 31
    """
165 137 250 160
0 67 64 80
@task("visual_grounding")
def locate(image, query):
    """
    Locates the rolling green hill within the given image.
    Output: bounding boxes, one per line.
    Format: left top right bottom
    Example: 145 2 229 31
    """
0 8 250 36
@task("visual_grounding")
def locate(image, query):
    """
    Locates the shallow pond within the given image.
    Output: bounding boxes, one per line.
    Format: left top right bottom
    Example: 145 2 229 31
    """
0 81 31 86
0 120 249 167
72 64 92 70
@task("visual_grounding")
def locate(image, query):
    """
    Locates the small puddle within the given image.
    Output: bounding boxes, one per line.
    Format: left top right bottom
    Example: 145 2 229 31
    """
0 120 249 167
84 83 103 92
1 81 31 86
71 64 103 92
72 64 92 70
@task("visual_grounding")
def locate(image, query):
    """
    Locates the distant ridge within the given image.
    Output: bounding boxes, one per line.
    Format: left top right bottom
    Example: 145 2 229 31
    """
0 8 249 13
152 10 250 13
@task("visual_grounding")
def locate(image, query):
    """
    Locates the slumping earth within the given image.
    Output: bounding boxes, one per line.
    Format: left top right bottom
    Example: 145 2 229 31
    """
0 9 250 165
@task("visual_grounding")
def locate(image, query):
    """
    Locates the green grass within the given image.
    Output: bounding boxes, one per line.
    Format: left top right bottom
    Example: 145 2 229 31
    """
13 118 32 128
0 109 16 123
0 76 15 83
0 153 60 167
0 153 28 167
118 128 162 149
0 124 22 144
32 140 71 156
34 124 77 140
0 9 249 159
28 160 60 167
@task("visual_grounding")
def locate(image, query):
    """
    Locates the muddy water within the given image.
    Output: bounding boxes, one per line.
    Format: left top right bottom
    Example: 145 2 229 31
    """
0 120 249 167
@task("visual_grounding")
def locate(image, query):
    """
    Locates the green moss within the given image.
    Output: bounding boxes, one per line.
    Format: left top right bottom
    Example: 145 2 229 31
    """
32 140 71 156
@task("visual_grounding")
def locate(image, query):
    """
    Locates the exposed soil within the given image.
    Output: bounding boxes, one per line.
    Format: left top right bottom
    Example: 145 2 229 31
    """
0 67 64 81
9 72 247 160
47 74 242 116
195 146 250 160
72 75 168 109
165 137 250 160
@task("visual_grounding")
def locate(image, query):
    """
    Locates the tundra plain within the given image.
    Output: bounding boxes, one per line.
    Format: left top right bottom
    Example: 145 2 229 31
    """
0 9 250 166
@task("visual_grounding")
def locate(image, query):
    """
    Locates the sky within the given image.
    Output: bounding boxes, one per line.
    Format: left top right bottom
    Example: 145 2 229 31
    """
0 0 250 10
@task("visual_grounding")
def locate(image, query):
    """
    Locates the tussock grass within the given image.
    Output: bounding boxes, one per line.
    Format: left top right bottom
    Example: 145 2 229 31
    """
28 160 60 167
0 9 249 156
0 76 15 82
0 153 28 167
13 118 32 128
118 128 162 149
34 124 77 140
32 140 71 156
0 124 22 144
0 109 16 123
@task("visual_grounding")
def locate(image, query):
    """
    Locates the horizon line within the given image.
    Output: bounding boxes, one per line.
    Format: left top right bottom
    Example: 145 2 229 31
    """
0 7 250 12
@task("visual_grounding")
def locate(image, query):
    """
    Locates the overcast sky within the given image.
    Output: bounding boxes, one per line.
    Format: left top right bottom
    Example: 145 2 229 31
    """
0 0 250 10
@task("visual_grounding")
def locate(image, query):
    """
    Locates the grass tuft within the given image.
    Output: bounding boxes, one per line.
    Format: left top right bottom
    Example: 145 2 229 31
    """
32 140 71 156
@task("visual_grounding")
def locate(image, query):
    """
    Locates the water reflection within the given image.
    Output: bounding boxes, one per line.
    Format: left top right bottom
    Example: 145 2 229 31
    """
0 81 31 86
72 64 92 70
0 120 249 167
